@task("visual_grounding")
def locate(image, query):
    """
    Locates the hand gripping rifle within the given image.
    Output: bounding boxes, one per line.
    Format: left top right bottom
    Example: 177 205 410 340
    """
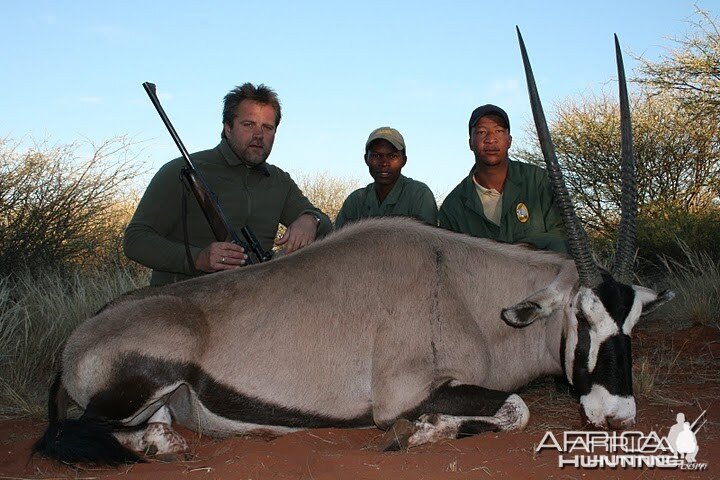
142 82 272 265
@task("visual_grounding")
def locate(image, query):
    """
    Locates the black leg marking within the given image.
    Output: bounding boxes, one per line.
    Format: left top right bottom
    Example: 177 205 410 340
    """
383 384 529 449
402 381 510 420
456 419 499 437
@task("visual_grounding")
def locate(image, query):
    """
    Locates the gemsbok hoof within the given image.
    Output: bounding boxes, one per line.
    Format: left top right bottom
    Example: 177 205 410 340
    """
378 419 416 452
493 394 530 431
142 423 189 457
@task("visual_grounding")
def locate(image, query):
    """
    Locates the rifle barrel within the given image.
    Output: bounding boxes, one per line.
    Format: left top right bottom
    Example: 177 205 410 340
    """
142 81 272 264
142 82 198 172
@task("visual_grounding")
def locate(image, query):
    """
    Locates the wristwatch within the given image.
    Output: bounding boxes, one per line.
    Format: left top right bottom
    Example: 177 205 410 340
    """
308 212 321 226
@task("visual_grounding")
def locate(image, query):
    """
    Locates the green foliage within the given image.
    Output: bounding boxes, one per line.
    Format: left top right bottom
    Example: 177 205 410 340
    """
516 93 720 238
589 209 720 276
636 8 720 125
0 137 144 276
516 8 720 251
0 267 147 418
636 209 720 269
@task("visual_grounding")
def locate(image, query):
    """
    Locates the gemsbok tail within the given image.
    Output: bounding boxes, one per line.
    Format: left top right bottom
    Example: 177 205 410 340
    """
32 370 144 465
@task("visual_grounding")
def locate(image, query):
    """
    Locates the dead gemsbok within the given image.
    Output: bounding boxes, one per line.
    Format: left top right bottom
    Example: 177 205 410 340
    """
34 30 673 464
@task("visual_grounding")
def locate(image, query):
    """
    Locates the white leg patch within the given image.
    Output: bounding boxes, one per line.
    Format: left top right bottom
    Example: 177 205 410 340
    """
112 405 189 455
113 429 145 451
407 414 462 447
493 394 530 431
406 394 530 447
142 422 189 455
148 404 172 424
113 423 189 455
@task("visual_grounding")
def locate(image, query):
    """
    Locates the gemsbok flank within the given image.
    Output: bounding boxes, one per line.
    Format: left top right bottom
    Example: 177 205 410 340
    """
34 29 673 465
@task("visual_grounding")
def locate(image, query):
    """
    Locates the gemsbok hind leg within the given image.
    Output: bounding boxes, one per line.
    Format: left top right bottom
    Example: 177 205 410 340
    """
35 360 193 464
382 382 529 450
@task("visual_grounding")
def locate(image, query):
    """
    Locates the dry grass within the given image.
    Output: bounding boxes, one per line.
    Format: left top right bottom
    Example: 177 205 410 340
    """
518 376 577 433
0 267 148 418
648 243 720 328
633 319 720 401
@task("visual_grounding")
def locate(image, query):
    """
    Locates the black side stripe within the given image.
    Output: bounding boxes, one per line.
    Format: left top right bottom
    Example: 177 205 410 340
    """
86 353 372 429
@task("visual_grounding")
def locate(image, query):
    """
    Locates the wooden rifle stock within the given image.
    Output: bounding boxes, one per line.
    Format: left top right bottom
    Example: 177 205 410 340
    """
142 82 272 264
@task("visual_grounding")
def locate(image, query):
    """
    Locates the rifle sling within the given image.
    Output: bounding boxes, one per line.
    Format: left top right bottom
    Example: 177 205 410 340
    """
181 183 201 277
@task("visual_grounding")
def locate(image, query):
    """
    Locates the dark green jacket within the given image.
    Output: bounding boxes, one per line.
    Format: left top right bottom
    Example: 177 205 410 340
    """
124 139 332 286
438 160 567 252
334 175 438 229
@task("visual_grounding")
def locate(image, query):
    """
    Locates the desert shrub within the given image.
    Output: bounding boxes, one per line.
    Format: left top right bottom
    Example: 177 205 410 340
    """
274 172 360 245
297 172 360 223
515 9 720 252
588 209 720 278
636 209 720 271
0 137 144 276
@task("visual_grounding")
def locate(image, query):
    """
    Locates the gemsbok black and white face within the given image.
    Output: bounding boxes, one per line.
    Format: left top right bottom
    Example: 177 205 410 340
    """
562 279 674 429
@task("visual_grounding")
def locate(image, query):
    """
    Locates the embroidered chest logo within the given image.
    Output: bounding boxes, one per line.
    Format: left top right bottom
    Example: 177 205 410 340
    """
516 202 529 223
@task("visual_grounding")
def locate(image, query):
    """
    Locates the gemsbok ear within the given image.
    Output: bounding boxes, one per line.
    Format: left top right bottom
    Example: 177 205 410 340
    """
501 287 562 328
502 301 543 328
638 288 675 317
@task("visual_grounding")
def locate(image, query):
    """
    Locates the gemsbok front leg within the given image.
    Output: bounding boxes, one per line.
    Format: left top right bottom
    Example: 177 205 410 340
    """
381 382 529 450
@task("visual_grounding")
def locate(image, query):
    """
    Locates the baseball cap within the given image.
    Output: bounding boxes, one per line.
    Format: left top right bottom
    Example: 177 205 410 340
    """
468 104 510 136
366 127 405 151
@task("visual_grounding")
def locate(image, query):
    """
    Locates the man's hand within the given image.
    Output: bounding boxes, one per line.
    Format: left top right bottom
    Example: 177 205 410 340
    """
195 241 247 272
275 213 319 253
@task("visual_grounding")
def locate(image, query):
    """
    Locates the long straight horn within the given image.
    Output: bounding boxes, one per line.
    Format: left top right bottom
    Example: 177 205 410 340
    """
516 27 602 288
611 35 637 284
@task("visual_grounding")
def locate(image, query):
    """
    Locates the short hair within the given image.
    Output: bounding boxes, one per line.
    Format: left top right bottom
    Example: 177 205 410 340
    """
222 83 282 133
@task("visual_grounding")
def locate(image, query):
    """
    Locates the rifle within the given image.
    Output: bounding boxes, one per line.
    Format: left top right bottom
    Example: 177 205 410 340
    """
142 82 272 265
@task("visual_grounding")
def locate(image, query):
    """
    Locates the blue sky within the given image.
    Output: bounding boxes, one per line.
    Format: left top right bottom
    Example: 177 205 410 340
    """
0 1 710 198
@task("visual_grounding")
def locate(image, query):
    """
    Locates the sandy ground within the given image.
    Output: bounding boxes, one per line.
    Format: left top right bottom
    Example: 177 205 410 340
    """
1 324 717 479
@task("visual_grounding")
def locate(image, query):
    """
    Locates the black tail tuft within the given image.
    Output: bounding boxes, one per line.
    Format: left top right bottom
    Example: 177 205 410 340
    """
36 369 144 465
33 418 145 465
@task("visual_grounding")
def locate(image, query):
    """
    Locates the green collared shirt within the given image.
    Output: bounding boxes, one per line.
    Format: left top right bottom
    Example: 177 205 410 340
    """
124 139 332 286
334 175 438 229
438 160 568 252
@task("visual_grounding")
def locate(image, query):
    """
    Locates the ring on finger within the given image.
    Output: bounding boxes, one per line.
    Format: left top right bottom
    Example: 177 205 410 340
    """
221 257 226 264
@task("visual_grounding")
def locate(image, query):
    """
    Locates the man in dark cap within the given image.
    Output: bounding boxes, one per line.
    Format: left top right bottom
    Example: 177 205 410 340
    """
438 105 567 252
335 126 437 229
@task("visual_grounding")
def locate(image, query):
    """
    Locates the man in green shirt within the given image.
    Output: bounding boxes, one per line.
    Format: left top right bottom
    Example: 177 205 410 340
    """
335 127 437 229
438 105 567 252
124 83 332 286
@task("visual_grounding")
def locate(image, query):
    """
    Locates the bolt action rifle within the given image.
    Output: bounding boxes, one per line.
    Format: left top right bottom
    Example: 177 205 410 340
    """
142 82 272 265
